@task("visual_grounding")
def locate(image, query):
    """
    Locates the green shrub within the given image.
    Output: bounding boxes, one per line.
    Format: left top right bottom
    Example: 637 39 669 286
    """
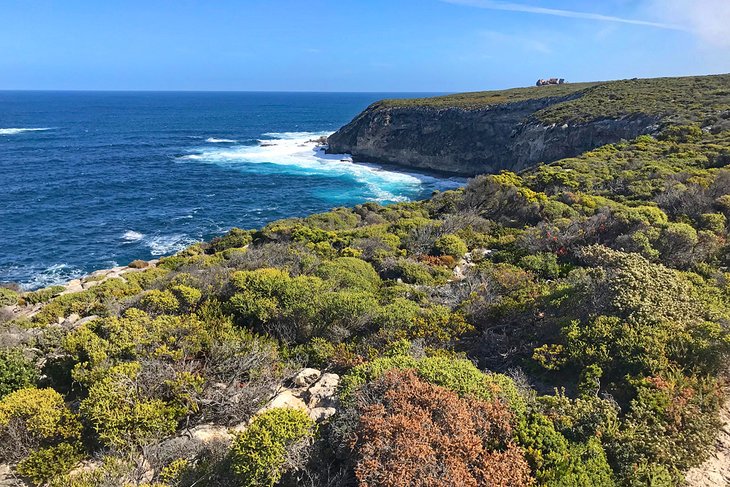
208 227 253 253
229 408 314 487
375 304 474 345
17 442 82 486
23 285 65 305
699 212 726 234
609 373 722 483
390 259 451 285
0 388 82 463
139 289 180 314
0 349 38 398
79 363 179 449
315 257 381 292
0 287 19 306
519 252 561 279
316 290 378 341
230 269 325 340
433 233 468 259
547 438 616 487
169 284 202 312
658 124 703 143
31 269 168 326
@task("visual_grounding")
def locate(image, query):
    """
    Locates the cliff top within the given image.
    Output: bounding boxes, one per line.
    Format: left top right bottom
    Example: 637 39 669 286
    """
376 73 730 124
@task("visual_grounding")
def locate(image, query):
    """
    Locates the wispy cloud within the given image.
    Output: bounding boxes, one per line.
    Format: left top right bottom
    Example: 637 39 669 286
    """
649 0 730 47
441 0 686 31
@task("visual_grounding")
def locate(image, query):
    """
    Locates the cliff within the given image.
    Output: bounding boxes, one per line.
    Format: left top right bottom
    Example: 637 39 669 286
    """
328 74 730 175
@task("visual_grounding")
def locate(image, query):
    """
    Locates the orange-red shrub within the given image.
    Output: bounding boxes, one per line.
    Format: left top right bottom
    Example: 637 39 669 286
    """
352 369 533 487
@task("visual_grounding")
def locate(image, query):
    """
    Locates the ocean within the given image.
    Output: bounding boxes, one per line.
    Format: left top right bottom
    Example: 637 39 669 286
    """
0 91 461 289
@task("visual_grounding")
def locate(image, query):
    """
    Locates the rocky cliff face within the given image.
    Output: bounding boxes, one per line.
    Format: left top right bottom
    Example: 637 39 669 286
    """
327 96 661 176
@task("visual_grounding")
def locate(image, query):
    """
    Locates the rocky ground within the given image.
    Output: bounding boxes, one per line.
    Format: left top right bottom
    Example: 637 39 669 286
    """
0 368 340 486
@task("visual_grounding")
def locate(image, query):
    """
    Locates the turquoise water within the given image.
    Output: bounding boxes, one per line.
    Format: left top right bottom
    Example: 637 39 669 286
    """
0 91 461 288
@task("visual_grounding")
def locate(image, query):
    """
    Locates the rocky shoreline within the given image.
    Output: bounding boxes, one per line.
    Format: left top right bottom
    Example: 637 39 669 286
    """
3 259 160 323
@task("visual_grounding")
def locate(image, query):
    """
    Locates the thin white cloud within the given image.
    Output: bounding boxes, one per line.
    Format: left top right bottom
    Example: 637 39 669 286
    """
442 0 687 31
650 0 730 47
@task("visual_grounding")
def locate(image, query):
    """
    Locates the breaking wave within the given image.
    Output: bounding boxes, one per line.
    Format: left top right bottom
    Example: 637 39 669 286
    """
180 131 458 203
0 127 53 135
205 137 237 143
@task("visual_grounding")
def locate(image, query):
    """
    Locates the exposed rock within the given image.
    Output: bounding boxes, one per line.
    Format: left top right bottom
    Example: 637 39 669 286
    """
128 259 149 269
188 424 233 444
308 407 337 422
452 248 491 281
0 464 26 487
327 100 660 176
74 315 99 328
293 368 321 387
264 389 309 412
62 313 81 327
63 279 84 294
307 373 340 409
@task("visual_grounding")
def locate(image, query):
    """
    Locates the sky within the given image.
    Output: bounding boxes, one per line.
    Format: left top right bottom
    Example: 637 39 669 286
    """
0 0 728 92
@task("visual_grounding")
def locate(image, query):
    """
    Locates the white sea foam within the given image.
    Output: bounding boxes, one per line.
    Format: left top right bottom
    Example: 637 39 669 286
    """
24 264 84 290
205 137 238 143
0 127 53 135
121 230 145 242
145 234 196 256
178 131 459 203
262 131 331 140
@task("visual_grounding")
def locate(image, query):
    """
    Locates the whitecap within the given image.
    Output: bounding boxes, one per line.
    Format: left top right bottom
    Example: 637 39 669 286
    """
176 131 458 204
0 127 53 135
205 137 238 143
262 131 332 140
145 234 196 256
24 263 84 290
121 230 145 242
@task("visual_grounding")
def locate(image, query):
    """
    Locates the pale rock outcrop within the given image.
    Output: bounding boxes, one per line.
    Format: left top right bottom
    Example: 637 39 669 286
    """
306 373 340 409
293 368 321 387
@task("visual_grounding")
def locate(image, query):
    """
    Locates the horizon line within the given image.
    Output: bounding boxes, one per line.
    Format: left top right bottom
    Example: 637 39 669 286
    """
0 89 450 94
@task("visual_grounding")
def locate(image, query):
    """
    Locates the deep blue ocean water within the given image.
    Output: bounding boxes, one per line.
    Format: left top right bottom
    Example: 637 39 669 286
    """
0 91 461 289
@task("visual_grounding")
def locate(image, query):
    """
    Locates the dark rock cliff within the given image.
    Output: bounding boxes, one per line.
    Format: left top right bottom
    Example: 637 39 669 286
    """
327 95 661 176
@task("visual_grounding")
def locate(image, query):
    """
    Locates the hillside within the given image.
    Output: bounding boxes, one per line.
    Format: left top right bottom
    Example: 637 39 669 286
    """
327 74 730 175
2 97 730 485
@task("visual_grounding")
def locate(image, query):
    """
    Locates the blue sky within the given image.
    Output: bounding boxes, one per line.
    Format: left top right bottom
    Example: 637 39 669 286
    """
1 0 728 91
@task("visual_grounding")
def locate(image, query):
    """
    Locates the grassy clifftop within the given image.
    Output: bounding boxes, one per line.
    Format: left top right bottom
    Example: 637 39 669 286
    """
376 73 730 125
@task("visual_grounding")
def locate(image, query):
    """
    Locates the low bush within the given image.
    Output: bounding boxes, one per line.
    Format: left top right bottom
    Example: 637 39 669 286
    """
0 349 38 399
0 387 82 463
0 287 19 306
79 363 179 450
17 442 82 486
23 285 65 305
207 227 253 253
229 407 314 487
433 233 468 259
351 369 533 487
341 355 525 416
315 257 381 292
